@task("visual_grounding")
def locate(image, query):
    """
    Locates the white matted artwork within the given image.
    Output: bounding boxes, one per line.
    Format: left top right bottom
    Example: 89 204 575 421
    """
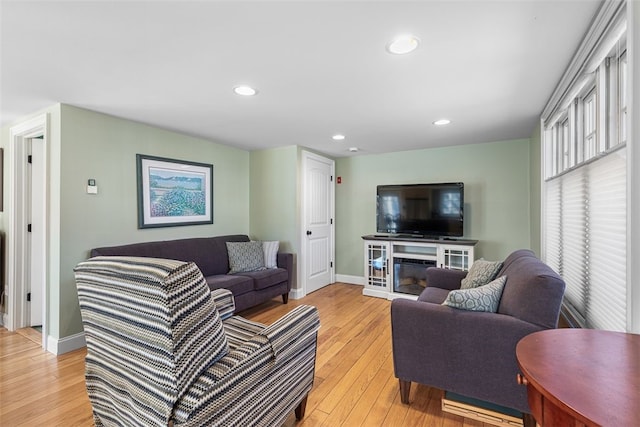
136 154 213 228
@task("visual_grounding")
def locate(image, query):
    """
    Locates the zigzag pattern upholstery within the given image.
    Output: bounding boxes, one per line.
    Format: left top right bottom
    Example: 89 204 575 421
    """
75 256 320 427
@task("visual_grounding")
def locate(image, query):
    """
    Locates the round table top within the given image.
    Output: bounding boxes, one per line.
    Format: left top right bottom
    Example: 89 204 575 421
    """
516 329 640 427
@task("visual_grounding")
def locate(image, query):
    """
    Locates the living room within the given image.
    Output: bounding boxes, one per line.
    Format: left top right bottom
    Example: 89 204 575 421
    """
1 0 639 426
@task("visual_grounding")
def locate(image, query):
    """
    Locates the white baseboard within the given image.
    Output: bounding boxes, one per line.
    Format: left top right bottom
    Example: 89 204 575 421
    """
335 274 365 286
47 331 86 355
289 287 306 300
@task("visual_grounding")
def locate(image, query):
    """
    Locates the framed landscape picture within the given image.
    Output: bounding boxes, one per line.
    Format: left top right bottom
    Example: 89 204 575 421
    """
136 154 213 228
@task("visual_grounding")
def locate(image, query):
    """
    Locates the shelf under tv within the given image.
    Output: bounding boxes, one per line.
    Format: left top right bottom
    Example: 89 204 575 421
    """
365 234 478 246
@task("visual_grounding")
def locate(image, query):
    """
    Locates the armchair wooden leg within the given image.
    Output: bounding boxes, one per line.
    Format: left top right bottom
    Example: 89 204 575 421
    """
522 413 537 427
399 379 411 404
295 395 308 420
282 293 289 304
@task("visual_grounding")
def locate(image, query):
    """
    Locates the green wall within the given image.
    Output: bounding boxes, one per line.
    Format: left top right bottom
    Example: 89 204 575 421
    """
249 145 300 287
57 105 251 337
335 139 532 277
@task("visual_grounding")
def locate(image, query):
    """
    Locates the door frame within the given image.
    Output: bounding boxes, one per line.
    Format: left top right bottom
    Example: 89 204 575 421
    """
300 150 335 297
5 114 49 350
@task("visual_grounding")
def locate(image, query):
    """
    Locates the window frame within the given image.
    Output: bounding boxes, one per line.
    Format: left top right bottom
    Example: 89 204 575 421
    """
540 1 631 332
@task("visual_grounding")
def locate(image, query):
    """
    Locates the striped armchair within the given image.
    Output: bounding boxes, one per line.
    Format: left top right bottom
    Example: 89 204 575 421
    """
74 256 320 427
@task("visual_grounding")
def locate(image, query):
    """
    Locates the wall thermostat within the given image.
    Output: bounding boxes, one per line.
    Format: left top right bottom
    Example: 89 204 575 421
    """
87 179 98 194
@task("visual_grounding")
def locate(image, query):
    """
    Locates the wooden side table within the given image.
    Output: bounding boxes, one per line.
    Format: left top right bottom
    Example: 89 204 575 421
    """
516 329 640 426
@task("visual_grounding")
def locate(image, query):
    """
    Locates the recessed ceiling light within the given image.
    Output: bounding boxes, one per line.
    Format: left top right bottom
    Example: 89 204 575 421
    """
234 85 257 96
332 134 346 141
387 35 420 55
433 119 451 126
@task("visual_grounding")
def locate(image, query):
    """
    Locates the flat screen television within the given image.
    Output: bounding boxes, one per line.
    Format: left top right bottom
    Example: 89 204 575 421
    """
376 182 464 237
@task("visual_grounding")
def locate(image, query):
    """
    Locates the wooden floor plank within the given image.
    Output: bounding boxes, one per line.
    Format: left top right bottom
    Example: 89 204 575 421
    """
338 350 395 426
0 283 483 426
361 367 403 426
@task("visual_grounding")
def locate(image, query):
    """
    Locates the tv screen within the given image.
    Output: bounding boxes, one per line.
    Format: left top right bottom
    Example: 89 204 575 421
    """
376 183 464 237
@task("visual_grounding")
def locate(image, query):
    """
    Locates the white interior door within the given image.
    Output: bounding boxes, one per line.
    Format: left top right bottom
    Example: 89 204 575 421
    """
302 151 335 294
28 137 45 327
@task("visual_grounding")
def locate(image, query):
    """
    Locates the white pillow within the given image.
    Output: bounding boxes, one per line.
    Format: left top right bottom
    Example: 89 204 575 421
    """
262 241 280 269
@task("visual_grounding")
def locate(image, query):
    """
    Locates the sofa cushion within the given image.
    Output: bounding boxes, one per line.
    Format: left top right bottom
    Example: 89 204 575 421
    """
238 268 289 291
460 258 502 289
262 241 280 269
442 276 507 312
417 286 451 304
227 241 267 274
205 274 254 296
497 250 565 329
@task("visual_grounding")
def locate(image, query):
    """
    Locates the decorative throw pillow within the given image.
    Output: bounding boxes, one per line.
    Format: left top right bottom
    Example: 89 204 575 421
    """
443 276 507 312
262 241 280 269
226 241 267 274
460 258 503 289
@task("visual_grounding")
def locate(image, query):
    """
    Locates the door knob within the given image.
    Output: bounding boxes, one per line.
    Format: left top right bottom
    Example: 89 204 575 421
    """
306 230 312 235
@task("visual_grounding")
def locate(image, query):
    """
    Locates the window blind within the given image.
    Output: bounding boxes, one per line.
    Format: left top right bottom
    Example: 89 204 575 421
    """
545 147 626 331
587 149 627 331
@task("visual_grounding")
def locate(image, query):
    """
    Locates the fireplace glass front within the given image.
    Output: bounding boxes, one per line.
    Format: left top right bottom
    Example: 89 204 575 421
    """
393 257 436 295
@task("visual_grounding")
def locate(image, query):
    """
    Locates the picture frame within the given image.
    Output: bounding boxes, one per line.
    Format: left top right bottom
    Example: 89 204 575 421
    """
136 154 213 228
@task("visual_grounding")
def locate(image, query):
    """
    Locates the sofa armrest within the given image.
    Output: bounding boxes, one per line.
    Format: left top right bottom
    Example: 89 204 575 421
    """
425 267 467 291
259 305 320 364
277 252 294 291
391 298 542 409
210 288 235 320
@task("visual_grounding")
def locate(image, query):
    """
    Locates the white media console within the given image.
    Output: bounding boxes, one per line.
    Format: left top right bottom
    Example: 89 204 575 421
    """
362 235 478 300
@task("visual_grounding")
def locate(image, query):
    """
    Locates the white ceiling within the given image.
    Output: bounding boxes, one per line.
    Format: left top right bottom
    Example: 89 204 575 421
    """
1 0 602 157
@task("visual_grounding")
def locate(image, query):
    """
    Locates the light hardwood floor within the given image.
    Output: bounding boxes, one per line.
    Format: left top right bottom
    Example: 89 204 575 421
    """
1 283 488 426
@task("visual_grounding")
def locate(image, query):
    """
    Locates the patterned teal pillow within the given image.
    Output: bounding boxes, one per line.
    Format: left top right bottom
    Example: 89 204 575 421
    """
226 241 267 274
460 258 503 289
443 276 507 312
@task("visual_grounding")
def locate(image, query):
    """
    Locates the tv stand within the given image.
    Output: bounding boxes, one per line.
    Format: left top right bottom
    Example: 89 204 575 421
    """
362 235 478 300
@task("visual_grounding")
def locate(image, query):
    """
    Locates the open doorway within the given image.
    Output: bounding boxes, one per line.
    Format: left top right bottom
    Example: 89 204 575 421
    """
6 114 48 351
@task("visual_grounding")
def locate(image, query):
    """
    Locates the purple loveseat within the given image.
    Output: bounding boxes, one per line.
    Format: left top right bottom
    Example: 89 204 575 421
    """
391 249 565 418
91 234 293 313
